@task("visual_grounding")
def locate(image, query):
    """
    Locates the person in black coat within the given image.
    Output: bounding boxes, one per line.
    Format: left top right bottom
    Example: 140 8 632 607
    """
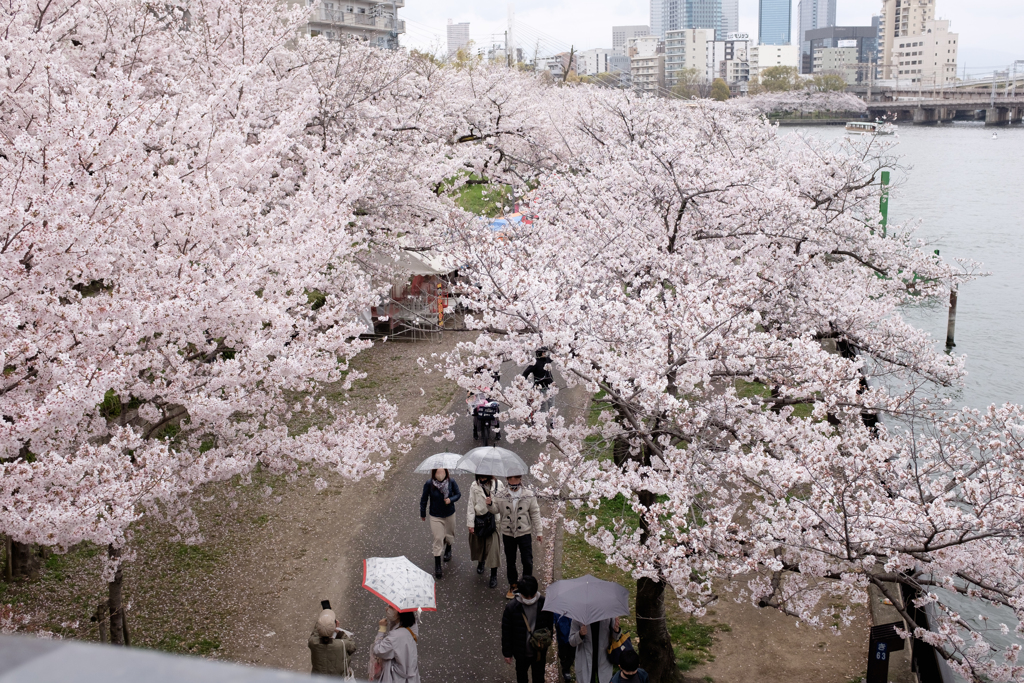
420 468 461 578
522 348 554 425
501 576 553 683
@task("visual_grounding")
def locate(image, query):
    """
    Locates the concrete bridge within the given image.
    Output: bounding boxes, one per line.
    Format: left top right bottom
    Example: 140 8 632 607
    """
860 88 1024 126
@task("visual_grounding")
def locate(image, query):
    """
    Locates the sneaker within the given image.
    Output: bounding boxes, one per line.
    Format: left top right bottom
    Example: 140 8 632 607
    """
505 584 517 599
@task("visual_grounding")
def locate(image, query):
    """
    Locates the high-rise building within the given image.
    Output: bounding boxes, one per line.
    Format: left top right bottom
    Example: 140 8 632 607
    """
758 0 792 45
303 0 405 48
447 19 470 57
882 18 958 85
653 0 736 40
877 0 947 80
613 25 651 51
797 0 837 72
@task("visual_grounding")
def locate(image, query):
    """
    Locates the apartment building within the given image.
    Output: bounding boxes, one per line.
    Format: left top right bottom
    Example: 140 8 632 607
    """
706 32 750 85
303 0 405 48
878 0 935 78
813 45 860 84
628 36 665 94
748 43 799 80
888 18 958 85
665 28 714 88
578 48 631 77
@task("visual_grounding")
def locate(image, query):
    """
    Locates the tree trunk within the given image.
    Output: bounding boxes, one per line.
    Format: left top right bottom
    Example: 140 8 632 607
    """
637 576 682 682
9 541 46 579
635 489 683 683
108 545 125 646
93 600 110 644
3 536 11 582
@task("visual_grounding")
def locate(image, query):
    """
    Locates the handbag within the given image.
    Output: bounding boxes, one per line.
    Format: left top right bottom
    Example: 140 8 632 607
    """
606 629 635 666
522 614 553 661
473 483 497 537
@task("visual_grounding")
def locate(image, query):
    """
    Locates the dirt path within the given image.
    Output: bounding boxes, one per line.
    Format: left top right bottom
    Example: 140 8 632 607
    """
226 351 589 681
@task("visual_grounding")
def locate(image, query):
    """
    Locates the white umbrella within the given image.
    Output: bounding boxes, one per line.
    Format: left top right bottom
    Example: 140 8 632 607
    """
456 446 529 478
362 556 436 612
413 452 466 474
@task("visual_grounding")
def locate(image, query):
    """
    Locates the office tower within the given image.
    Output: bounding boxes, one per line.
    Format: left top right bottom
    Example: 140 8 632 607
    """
758 0 792 45
719 0 739 36
447 19 470 58
653 0 736 39
613 25 651 51
797 0 837 72
685 0 721 34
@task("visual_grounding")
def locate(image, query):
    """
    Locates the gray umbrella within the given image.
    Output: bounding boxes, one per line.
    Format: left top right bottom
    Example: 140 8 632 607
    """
456 446 529 478
543 575 630 625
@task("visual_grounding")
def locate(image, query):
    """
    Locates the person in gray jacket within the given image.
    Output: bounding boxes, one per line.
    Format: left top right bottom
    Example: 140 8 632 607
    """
569 617 621 683
494 475 542 599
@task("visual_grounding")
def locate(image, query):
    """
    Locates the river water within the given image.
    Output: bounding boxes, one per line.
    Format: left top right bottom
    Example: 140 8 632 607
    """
793 122 1024 409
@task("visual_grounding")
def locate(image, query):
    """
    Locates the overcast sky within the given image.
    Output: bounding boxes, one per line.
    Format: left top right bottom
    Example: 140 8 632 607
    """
400 0 1023 75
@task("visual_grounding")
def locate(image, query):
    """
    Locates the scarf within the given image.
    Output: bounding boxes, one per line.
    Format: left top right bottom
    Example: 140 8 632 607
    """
432 477 450 499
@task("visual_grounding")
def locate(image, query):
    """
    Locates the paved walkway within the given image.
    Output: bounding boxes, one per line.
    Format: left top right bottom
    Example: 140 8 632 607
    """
338 365 586 682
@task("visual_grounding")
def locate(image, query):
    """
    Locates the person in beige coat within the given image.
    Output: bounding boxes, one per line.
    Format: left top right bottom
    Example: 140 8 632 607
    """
494 475 542 599
308 608 356 677
466 474 504 588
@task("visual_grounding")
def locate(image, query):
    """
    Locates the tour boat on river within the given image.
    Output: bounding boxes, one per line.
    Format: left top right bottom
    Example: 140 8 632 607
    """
846 121 897 136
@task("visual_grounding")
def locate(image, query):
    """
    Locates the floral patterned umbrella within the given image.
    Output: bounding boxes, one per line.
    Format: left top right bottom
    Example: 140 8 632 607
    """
362 556 437 612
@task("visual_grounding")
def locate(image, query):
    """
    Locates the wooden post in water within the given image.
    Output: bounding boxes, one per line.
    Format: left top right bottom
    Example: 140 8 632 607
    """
946 286 958 348
879 171 890 237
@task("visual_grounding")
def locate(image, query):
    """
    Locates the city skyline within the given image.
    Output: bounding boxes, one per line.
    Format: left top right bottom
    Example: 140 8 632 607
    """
401 0 1021 76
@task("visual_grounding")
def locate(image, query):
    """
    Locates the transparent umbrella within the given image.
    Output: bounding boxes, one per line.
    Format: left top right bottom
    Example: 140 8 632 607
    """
456 446 529 478
413 452 466 473
362 556 436 612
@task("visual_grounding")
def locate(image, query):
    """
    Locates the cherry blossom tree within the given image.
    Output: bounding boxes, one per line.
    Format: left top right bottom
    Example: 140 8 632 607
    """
743 89 868 115
0 0 464 637
437 89 1023 681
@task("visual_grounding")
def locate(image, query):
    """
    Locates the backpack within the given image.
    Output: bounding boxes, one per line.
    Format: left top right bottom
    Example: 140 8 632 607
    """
607 629 635 666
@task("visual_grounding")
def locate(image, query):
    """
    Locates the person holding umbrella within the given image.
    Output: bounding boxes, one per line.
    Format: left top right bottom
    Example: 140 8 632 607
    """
494 474 542 599
467 473 504 588
543 575 631 683
420 468 461 578
361 556 433 683
372 605 420 683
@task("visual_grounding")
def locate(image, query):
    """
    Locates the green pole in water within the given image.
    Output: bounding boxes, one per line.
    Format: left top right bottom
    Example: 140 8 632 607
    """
879 170 890 238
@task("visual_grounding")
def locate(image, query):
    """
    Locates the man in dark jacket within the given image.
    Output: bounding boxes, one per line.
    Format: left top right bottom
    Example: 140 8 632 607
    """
501 575 553 683
554 613 576 682
522 348 554 426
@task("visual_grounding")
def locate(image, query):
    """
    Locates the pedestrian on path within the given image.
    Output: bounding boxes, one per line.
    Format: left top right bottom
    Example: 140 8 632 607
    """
501 575 554 683
522 348 554 424
371 607 420 683
610 650 649 683
554 613 576 683
308 608 357 677
495 475 542 599
420 468 461 578
467 473 504 589
569 617 621 683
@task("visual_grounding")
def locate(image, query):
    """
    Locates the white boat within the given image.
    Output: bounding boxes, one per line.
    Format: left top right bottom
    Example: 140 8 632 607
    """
846 121 897 136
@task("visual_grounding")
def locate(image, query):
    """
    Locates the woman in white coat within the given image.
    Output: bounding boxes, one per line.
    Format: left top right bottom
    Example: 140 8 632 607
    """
466 474 504 588
569 617 621 683
372 608 420 683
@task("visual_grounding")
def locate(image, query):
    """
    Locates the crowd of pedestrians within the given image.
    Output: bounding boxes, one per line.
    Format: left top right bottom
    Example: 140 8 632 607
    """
306 353 648 683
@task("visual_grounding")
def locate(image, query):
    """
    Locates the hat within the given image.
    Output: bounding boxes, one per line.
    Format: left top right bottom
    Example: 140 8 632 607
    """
316 609 337 638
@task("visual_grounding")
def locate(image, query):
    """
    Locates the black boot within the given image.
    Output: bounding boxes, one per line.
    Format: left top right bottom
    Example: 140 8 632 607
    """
489 568 498 588
443 543 452 563
477 560 485 574
434 556 442 578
